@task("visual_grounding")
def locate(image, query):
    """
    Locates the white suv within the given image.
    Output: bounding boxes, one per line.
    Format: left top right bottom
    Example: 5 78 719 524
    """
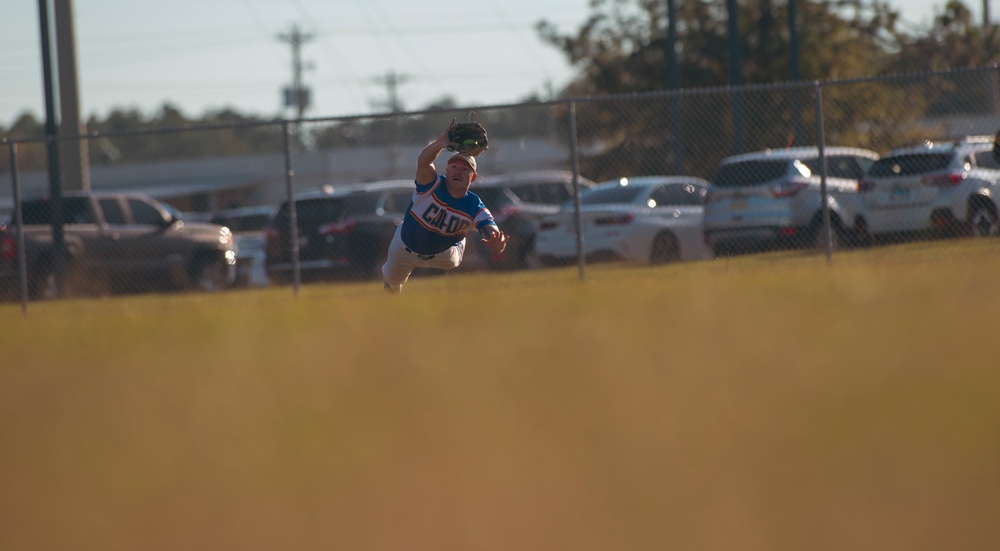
703 147 879 255
857 136 1000 239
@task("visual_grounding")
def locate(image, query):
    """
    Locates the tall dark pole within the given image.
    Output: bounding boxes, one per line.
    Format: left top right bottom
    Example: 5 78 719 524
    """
666 0 685 174
726 0 746 153
37 0 65 296
55 0 89 192
789 0 804 145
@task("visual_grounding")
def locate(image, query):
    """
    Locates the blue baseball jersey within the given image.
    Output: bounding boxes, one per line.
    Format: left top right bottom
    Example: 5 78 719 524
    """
400 175 497 255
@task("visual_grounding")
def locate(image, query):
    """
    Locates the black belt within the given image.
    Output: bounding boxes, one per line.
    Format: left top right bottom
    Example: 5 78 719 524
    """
405 247 438 260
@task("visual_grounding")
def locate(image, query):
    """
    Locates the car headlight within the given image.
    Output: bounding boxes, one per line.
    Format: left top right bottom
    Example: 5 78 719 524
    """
219 227 233 246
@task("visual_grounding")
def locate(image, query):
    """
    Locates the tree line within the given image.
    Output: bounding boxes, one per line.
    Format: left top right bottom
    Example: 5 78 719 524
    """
2 0 998 180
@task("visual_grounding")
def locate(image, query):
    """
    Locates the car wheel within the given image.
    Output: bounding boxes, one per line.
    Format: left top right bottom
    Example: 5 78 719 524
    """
194 258 229 292
650 232 680 264
968 202 999 237
850 217 874 248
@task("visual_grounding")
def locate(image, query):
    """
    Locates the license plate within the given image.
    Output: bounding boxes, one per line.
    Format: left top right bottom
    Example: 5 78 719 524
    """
731 196 748 209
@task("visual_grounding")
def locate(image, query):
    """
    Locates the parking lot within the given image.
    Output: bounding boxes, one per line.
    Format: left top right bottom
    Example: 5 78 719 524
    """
4 66 1000 304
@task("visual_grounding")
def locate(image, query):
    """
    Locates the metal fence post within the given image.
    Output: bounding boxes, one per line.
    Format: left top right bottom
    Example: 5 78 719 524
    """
282 120 301 296
566 100 585 281
8 141 29 314
814 80 832 265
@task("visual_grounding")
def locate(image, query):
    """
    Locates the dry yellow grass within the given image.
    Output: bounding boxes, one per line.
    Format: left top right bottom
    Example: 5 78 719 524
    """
2 240 1000 551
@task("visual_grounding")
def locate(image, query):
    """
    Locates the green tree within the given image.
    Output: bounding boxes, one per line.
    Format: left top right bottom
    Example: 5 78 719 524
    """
0 113 48 173
534 0 941 180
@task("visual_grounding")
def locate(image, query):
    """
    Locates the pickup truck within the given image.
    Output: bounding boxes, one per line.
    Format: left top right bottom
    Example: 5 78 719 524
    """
0 192 237 300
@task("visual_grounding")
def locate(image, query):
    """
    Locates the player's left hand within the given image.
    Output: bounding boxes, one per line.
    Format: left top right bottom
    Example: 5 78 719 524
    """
482 229 508 254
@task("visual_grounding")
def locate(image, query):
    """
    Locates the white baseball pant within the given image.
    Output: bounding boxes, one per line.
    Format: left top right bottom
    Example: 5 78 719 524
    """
381 225 465 290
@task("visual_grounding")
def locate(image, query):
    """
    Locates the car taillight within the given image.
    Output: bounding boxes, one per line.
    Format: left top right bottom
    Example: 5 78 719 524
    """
1 233 15 261
318 219 358 235
594 213 634 226
922 171 966 187
264 226 281 241
772 180 808 198
857 179 876 193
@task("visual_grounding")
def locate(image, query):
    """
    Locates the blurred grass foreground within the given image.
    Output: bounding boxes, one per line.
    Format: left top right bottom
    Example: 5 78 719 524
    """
2 240 1000 551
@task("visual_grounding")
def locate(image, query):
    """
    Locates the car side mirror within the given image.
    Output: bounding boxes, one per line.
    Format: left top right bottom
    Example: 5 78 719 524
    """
161 212 177 228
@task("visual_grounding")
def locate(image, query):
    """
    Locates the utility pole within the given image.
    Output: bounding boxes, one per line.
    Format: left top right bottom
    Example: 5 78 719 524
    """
726 0 745 154
372 70 410 113
37 0 66 296
370 70 411 178
54 0 89 192
277 25 313 120
665 0 685 174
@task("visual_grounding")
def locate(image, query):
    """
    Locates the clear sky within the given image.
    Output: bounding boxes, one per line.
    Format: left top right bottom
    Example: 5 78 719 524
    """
0 0 991 129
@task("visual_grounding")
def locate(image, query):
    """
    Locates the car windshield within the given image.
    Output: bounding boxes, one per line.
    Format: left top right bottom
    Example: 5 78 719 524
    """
341 193 381 216
579 185 646 205
473 187 513 207
214 213 272 232
276 198 346 226
712 160 791 187
868 153 954 177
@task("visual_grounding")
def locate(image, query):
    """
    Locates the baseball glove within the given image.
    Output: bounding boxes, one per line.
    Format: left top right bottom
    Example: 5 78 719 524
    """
446 113 489 156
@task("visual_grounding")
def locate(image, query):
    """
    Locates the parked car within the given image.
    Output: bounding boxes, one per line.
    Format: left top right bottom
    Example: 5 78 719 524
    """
264 181 414 284
534 176 711 266
702 146 879 255
465 170 596 270
211 205 276 287
0 192 236 299
856 135 1000 240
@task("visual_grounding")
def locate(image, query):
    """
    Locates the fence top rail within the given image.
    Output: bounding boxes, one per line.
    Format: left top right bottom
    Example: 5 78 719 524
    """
3 64 997 146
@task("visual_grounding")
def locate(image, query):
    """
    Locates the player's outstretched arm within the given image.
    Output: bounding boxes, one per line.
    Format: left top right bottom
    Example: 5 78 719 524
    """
416 131 450 185
480 225 508 254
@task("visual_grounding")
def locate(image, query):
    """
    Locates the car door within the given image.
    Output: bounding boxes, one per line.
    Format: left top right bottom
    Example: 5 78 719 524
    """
649 183 708 258
94 195 137 287
123 196 184 289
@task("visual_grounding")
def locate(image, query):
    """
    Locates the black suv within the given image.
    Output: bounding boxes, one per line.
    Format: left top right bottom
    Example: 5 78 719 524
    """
466 170 596 270
264 181 414 283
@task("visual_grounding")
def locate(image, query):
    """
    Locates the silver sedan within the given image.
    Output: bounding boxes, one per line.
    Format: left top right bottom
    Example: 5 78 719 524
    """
534 176 712 266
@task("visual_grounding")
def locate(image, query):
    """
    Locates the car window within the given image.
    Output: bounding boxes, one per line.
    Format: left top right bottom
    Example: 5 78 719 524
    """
20 201 51 224
580 184 646 205
507 184 537 203
474 187 514 207
290 199 345 228
128 198 165 225
712 160 791 187
383 190 412 214
648 186 673 207
826 156 867 179
868 153 953 177
216 214 271 232
975 150 1000 169
665 183 707 206
63 197 94 224
341 193 380 216
537 182 571 204
99 198 126 224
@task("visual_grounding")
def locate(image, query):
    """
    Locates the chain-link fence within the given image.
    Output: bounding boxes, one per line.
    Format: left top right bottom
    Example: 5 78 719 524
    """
3 66 1000 308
